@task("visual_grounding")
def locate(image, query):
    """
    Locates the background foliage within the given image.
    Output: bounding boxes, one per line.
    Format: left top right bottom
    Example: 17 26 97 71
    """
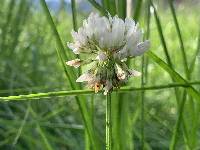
0 0 200 149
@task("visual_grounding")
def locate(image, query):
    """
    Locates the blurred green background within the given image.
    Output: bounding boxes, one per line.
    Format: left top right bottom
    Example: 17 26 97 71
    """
0 0 200 149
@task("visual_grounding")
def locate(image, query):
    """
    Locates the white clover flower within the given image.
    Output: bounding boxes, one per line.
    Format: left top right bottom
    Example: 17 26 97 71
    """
66 12 150 94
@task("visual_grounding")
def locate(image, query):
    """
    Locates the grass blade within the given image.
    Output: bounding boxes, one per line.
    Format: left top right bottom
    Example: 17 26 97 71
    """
12 102 30 146
168 0 189 79
150 0 172 67
147 51 200 101
106 93 112 150
189 30 200 73
1 81 200 101
37 125 53 150
150 1 191 147
87 0 107 16
71 0 78 31
133 0 143 21
115 0 126 19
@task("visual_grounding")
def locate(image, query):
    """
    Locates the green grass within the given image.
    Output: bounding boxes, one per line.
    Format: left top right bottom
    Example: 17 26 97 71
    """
0 0 200 149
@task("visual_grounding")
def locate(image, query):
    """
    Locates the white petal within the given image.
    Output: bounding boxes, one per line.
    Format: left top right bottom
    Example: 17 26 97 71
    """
71 30 79 41
111 16 125 47
125 18 135 31
128 69 141 77
67 42 80 54
76 72 94 82
130 40 150 56
77 28 87 44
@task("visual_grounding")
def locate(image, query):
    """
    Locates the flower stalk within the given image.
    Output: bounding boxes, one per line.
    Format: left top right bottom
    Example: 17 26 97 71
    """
106 93 112 150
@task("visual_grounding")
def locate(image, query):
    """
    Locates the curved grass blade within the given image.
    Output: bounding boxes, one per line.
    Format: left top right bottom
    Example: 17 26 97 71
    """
165 6 200 147
150 1 192 148
147 52 200 150
150 0 172 67
147 51 200 101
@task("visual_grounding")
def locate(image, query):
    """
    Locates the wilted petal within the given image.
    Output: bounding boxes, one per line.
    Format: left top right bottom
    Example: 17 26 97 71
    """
103 80 113 95
115 64 126 80
96 51 107 61
76 72 94 82
66 59 81 68
128 69 141 77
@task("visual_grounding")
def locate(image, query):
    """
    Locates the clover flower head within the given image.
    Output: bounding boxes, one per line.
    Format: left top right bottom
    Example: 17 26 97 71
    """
66 12 150 95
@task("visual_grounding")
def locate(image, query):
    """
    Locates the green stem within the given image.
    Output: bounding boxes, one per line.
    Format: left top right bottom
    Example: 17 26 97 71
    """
1 81 200 101
71 0 77 31
170 91 187 150
141 55 145 150
106 93 112 150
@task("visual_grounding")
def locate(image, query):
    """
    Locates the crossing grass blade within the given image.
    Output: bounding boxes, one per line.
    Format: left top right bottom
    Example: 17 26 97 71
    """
150 0 172 67
12 102 31 146
1 81 200 101
36 125 53 150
